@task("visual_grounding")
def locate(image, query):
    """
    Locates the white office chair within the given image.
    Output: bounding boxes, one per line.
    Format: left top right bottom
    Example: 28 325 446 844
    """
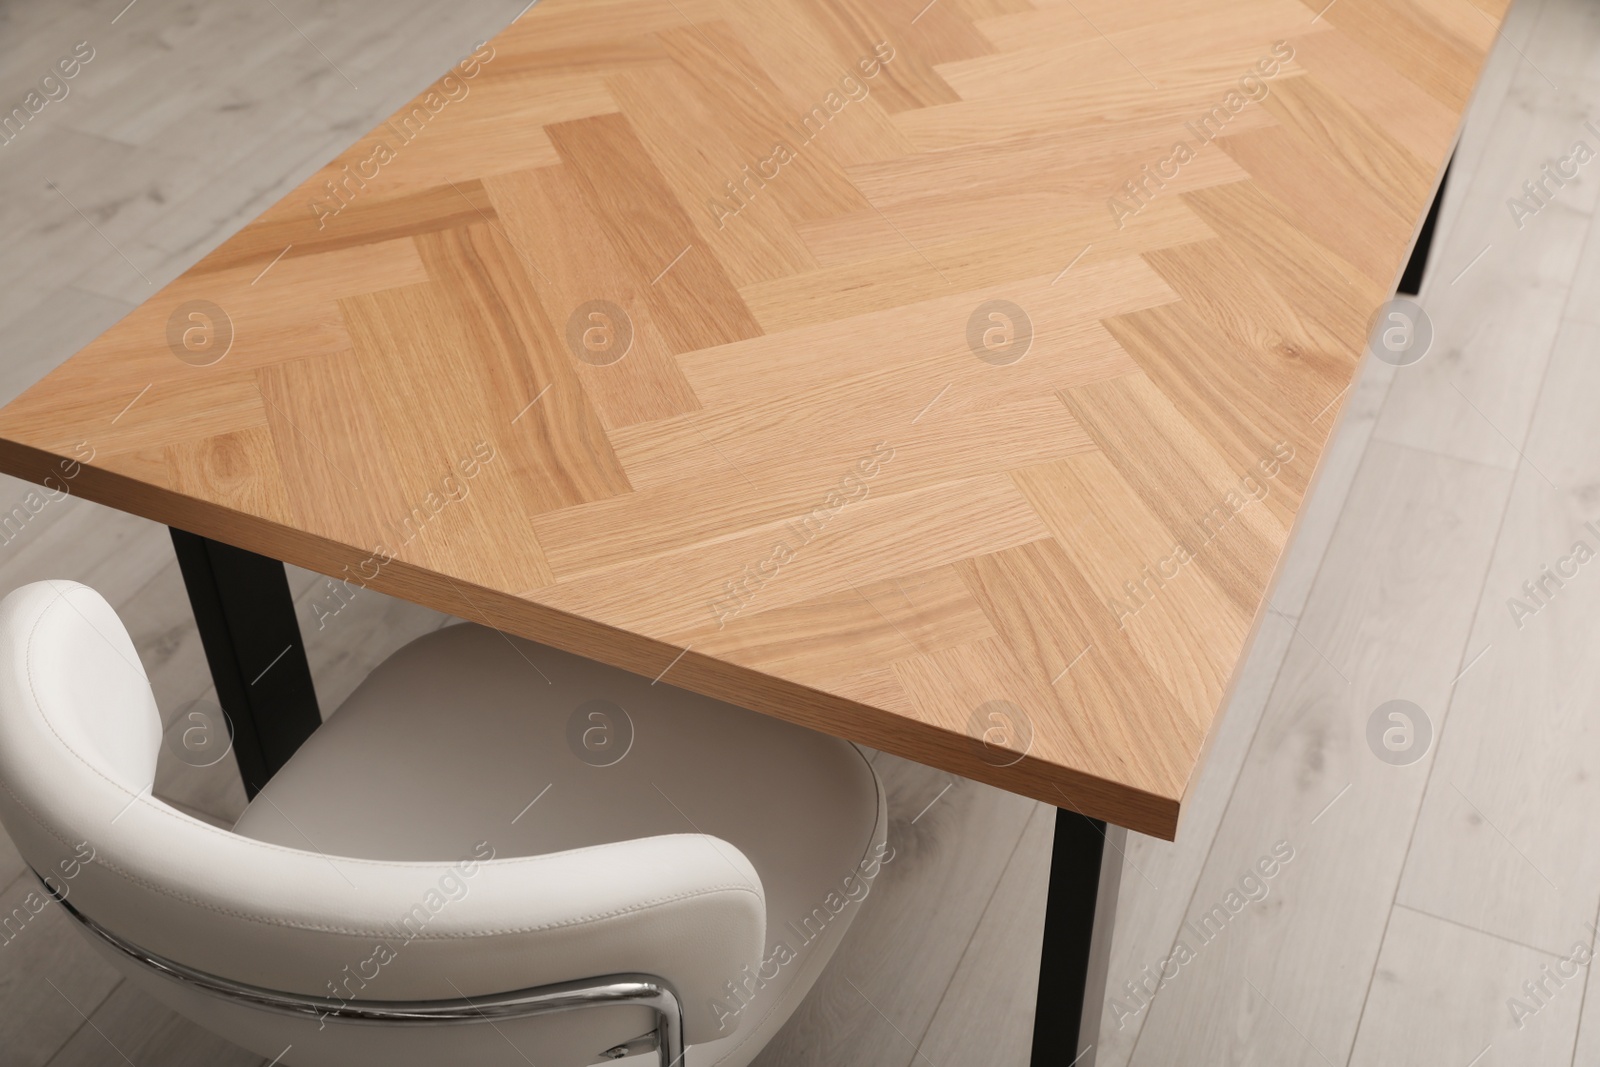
0 580 887 1066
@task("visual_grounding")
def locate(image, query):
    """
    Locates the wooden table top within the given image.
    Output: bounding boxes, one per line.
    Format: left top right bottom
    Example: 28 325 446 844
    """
0 0 1504 837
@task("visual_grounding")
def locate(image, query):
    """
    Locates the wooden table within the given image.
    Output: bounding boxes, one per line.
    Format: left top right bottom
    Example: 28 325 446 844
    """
0 0 1503 1058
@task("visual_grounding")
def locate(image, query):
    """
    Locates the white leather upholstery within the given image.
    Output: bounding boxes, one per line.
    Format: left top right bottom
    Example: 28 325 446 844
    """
234 620 888 1065
0 581 886 1067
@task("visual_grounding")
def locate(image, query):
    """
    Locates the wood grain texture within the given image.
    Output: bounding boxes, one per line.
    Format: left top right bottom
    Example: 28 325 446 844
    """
0 0 1508 837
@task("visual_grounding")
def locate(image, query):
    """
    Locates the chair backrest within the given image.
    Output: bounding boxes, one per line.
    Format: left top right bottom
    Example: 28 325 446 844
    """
0 581 763 1046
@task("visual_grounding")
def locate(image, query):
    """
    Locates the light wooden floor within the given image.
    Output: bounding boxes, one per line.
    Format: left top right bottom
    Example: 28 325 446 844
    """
0 0 1596 1064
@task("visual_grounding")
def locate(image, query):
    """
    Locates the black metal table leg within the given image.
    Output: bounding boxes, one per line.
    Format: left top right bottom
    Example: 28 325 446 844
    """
169 528 320 798
1033 809 1123 1066
1398 155 1452 296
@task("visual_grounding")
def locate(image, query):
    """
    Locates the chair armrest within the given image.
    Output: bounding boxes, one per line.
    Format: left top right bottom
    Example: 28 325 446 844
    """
3 786 763 1045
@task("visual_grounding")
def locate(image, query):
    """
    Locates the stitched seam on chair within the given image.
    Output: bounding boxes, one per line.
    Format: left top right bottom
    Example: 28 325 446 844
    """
18 595 732 872
20 595 738 872
7 594 763 937
0 786 762 938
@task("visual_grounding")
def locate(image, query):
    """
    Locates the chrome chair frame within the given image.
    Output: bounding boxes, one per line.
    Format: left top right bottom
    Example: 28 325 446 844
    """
36 870 685 1066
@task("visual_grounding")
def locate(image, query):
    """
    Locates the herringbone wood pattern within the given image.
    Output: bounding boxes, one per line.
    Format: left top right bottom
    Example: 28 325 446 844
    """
0 0 1506 835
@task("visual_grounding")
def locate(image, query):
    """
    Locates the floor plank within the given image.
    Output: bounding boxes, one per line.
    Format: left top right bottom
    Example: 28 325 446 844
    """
45 981 268 1067
1348 905 1584 1066
916 802 1053 1067
1394 324 1600 958
1124 442 1513 1066
0 873 122 1067
1371 56 1600 469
